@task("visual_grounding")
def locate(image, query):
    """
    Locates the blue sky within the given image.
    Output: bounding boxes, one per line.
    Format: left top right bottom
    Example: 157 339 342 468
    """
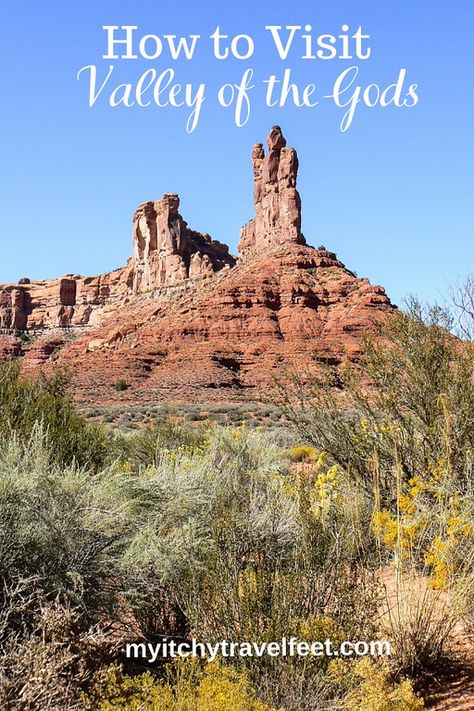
0 0 473 307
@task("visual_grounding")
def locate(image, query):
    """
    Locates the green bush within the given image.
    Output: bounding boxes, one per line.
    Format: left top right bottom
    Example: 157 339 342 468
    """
117 419 207 468
277 298 474 496
0 361 109 470
118 426 379 703
0 428 131 615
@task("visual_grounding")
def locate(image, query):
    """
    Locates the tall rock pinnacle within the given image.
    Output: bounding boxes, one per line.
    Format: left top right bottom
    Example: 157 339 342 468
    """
238 126 306 257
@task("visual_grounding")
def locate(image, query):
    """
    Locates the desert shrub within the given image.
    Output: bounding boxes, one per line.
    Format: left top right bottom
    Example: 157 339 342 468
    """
112 427 379 707
372 472 474 675
0 579 109 711
0 361 109 470
256 662 337 711
382 575 455 678
86 659 276 711
276 296 474 679
277 298 474 496
0 422 222 638
117 419 207 468
147 430 376 661
0 426 200 625
0 427 130 616
287 444 320 462
113 379 129 391
330 658 425 710
253 614 362 710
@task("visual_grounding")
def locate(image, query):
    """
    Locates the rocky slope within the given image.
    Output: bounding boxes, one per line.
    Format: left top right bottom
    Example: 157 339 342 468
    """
0 127 393 405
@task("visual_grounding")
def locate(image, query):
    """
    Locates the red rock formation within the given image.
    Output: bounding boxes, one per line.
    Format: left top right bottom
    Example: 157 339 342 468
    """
0 287 27 331
0 195 235 334
132 193 235 291
19 242 389 404
0 127 394 404
239 125 306 257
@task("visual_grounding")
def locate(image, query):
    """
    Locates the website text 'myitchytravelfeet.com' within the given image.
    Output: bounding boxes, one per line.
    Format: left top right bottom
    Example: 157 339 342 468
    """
125 637 391 664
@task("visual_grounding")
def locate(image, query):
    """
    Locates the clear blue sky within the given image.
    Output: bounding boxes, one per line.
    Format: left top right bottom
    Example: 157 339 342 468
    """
1 0 473 307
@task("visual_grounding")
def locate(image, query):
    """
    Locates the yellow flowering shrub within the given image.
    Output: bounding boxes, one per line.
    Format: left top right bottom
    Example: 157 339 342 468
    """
424 536 450 590
297 614 347 669
287 444 321 463
356 418 392 444
197 662 275 711
329 658 425 711
372 509 399 548
86 660 277 711
310 464 341 520
371 464 474 590
371 469 428 553
298 613 345 643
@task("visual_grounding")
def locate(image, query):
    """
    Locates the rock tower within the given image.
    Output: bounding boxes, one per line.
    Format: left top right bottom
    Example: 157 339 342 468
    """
238 125 306 257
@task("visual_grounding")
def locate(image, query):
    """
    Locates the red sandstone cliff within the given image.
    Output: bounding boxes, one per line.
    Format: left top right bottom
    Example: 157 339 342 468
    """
0 194 234 333
0 127 393 404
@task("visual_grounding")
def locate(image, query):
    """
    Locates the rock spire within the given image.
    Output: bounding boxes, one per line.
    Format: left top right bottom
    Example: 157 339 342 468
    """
238 126 306 257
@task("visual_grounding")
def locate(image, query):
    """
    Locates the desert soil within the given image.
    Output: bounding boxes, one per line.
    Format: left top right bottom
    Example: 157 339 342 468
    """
424 633 474 710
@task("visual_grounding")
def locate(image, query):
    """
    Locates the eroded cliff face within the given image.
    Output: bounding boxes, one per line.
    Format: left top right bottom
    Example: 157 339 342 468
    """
0 194 235 333
0 287 27 331
0 127 394 403
132 193 235 291
0 269 134 332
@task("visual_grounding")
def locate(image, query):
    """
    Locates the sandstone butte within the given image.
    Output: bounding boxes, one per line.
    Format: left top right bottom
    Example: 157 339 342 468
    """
0 127 393 405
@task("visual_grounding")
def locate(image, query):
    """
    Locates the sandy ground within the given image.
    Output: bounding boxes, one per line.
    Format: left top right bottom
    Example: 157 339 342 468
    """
424 633 474 710
378 571 474 709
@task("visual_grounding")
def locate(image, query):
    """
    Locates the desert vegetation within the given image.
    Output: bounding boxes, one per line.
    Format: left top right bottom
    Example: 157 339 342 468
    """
1 290 474 709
